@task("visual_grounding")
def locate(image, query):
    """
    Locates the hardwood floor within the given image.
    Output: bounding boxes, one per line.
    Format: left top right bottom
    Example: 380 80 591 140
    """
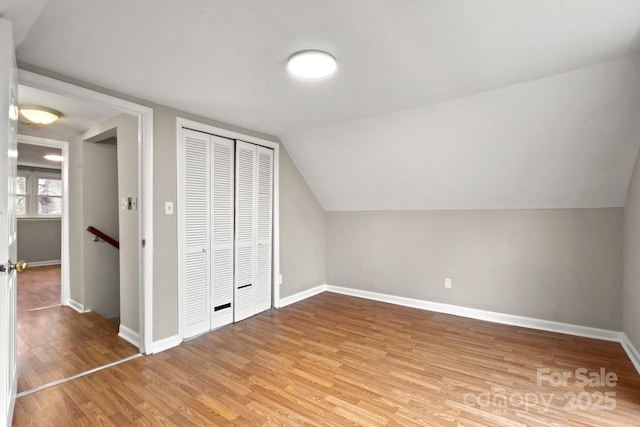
16 266 139 393
14 293 640 426
13 292 640 426
17 265 60 312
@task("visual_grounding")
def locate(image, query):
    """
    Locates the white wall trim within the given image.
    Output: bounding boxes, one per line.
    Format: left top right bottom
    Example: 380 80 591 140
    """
622 333 640 375
151 335 182 354
67 298 90 314
278 285 327 308
325 285 622 342
19 69 154 355
118 325 140 348
26 260 60 267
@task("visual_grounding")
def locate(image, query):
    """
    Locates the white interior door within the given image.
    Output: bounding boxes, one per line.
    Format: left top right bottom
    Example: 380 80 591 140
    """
0 18 18 427
234 141 256 322
179 125 275 335
181 129 211 338
254 146 273 313
210 135 234 329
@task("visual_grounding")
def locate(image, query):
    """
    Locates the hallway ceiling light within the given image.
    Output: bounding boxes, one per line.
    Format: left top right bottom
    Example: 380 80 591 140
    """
287 50 337 79
19 105 62 125
44 154 64 162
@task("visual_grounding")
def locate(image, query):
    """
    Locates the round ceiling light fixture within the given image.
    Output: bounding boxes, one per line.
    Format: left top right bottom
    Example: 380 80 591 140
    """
19 105 62 125
44 154 64 162
287 50 337 80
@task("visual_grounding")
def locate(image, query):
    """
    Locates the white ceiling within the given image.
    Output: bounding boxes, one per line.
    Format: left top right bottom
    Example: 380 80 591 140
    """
5 0 640 210
17 142 61 170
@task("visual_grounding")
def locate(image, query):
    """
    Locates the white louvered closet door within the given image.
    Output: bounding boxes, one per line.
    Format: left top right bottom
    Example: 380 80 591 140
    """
210 135 235 329
254 146 273 313
182 129 211 338
234 141 257 322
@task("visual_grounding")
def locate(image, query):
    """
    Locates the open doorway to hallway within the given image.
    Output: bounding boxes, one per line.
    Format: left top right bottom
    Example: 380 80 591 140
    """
15 82 142 395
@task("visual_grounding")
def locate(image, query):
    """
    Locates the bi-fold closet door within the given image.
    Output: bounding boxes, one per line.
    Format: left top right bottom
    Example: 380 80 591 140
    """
234 141 274 322
181 129 273 339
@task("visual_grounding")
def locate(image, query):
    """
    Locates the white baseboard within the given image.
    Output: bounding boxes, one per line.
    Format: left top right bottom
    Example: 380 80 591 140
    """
27 260 61 267
622 333 640 374
278 285 327 308
118 325 140 348
151 334 182 354
325 285 622 342
67 298 90 314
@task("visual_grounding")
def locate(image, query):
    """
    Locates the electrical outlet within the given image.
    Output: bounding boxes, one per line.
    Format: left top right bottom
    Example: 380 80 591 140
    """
445 278 452 289
279 274 283 285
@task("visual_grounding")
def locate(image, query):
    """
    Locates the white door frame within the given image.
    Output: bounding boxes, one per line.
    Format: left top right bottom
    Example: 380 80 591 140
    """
18 70 154 354
176 117 280 340
15 135 69 304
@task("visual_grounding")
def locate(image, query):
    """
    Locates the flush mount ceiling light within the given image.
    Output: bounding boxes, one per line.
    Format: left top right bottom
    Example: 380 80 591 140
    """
287 50 337 80
19 105 62 125
44 154 64 162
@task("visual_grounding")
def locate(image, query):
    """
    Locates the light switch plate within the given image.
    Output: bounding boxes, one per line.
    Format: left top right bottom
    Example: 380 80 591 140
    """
165 201 174 215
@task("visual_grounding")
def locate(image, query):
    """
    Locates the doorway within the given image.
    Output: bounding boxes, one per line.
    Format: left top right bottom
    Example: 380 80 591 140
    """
14 71 153 396
18 69 153 353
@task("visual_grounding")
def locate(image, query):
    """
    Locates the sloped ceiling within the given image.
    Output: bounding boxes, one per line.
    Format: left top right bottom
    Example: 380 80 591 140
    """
5 0 640 210
282 57 640 210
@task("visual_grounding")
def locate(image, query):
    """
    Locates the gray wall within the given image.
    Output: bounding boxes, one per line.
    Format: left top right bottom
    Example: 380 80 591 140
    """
624 150 640 349
327 209 623 330
279 147 326 297
17 218 61 263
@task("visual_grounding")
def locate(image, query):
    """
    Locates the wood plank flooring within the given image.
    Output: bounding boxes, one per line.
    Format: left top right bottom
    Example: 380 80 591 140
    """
13 292 640 426
17 265 60 311
17 265 139 393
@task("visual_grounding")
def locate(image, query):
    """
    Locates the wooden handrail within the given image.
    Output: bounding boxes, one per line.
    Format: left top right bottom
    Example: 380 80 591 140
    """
86 226 119 249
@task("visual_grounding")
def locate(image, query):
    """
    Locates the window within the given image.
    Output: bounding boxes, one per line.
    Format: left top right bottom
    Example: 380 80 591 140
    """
37 177 62 215
16 175 27 216
17 171 62 217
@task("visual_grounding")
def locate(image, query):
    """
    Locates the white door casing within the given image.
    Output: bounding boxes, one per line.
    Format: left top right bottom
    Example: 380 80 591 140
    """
0 18 18 427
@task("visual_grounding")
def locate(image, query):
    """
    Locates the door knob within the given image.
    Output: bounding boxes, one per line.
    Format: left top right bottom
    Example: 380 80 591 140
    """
8 260 28 273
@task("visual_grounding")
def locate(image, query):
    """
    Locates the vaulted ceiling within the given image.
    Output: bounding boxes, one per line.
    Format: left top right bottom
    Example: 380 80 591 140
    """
4 0 640 210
